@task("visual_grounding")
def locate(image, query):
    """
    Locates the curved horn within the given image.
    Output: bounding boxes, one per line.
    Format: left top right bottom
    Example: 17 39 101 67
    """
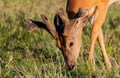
58 7 69 22
41 14 58 38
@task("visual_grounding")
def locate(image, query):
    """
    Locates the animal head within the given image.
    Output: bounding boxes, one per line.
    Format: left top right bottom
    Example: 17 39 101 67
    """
27 7 88 70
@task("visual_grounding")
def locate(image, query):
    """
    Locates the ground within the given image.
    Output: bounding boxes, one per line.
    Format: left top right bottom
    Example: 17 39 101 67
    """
0 0 120 78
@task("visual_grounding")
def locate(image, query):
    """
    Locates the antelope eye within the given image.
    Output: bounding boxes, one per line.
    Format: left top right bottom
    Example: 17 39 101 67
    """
69 42 74 47
76 20 79 24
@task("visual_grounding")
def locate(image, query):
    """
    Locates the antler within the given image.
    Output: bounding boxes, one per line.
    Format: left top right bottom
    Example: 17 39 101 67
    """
58 7 69 22
40 14 58 38
27 15 58 39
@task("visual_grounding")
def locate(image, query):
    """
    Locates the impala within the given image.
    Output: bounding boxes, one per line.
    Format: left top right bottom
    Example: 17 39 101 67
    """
27 0 120 70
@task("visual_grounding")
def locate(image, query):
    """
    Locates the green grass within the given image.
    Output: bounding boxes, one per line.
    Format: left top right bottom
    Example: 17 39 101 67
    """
0 0 120 78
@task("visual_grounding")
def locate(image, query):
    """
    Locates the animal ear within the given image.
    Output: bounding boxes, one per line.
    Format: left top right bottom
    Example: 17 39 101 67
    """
54 14 63 27
54 14 64 34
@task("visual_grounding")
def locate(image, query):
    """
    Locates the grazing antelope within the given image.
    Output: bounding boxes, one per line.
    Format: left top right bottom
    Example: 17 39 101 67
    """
27 0 120 70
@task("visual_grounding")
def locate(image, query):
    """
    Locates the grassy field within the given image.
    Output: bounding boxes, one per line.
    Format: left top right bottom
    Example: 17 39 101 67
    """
0 0 120 78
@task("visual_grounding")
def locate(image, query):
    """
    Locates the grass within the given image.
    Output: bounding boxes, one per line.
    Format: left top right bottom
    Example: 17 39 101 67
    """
0 0 120 78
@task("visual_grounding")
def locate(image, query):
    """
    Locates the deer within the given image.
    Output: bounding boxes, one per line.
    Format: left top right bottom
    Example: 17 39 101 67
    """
27 0 120 70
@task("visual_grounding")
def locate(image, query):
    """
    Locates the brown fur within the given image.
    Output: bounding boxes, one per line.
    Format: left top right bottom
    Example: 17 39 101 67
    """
27 0 120 70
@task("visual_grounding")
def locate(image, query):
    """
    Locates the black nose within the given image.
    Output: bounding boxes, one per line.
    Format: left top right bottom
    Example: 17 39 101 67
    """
68 64 75 71
67 62 75 71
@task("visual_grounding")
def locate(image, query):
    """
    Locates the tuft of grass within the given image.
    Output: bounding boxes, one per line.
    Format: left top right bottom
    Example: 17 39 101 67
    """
0 0 120 78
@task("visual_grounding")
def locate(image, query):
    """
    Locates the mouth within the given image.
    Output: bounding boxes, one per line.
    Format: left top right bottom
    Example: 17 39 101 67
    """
66 61 76 71
67 64 75 71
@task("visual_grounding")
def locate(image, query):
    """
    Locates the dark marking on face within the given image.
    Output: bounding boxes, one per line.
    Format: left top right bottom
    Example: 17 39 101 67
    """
68 11 76 19
75 8 84 18
68 7 84 19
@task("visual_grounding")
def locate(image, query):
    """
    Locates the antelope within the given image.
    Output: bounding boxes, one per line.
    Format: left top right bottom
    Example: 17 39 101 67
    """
27 0 120 70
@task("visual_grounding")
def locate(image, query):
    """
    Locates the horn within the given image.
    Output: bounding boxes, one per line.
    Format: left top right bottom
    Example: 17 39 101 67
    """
58 7 69 22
